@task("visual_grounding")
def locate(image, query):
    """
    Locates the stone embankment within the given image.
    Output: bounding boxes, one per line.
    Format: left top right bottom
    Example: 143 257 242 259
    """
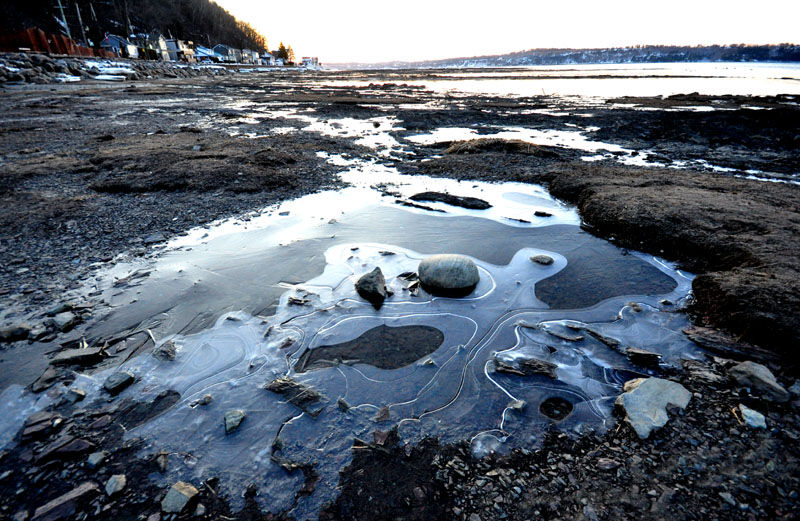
0 52 234 84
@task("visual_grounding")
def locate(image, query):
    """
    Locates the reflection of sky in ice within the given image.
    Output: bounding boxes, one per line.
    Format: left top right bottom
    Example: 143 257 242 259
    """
5 173 702 518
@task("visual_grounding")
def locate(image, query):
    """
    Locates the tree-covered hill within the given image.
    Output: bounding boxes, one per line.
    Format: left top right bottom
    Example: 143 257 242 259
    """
336 43 800 69
1 0 268 52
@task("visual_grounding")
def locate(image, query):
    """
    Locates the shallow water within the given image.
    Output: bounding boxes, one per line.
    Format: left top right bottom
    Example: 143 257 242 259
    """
328 62 800 98
2 167 704 518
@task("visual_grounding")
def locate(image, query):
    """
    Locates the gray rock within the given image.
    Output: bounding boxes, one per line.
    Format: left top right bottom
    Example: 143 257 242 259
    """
153 340 177 361
530 255 554 266
50 346 105 366
105 474 126 497
161 481 198 513
103 371 134 395
729 361 789 402
52 312 79 332
418 254 480 296
87 451 107 469
355 267 388 310
32 482 99 521
224 409 245 434
0 323 32 342
194 503 206 516
596 457 621 470
409 191 491 210
739 404 767 429
616 378 691 439
144 232 166 244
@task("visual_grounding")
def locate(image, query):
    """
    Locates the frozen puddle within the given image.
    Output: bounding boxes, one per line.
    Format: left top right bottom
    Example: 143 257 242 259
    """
5 173 705 519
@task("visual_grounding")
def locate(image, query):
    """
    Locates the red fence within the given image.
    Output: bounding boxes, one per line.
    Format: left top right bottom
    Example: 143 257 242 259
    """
0 28 114 58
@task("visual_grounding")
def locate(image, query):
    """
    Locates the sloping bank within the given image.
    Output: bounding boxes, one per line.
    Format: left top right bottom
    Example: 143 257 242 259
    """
414 149 799 365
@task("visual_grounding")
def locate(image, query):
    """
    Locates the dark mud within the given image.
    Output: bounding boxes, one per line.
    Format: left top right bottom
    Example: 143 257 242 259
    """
297 325 445 372
0 69 799 521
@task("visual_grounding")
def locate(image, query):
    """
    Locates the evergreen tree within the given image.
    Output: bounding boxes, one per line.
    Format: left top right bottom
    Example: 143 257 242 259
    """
276 42 288 60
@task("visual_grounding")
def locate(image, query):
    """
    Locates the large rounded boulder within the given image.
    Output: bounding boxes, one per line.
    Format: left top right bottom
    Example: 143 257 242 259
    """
418 254 480 297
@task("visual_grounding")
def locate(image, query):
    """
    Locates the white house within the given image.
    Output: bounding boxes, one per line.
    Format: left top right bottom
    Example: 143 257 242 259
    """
301 56 320 68
166 39 196 62
260 52 275 66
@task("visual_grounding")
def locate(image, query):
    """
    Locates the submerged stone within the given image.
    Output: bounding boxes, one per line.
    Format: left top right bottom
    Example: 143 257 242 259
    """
626 347 662 368
530 254 554 266
616 378 691 439
297 324 444 372
103 371 134 395
153 340 177 361
224 410 245 434
265 377 326 416
418 254 480 296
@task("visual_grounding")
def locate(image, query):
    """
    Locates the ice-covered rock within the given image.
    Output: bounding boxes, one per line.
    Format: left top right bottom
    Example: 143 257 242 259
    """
418 254 480 296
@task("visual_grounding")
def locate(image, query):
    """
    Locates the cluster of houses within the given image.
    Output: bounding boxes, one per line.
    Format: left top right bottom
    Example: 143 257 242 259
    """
99 32 286 66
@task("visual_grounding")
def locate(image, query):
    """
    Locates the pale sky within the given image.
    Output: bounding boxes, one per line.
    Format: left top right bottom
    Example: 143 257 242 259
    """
214 0 800 63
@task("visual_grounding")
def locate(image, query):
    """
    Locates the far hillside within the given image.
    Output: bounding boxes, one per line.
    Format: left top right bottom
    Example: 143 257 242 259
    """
335 43 800 69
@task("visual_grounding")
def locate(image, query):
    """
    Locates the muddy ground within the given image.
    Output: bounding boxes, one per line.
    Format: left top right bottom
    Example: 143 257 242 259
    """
0 68 798 520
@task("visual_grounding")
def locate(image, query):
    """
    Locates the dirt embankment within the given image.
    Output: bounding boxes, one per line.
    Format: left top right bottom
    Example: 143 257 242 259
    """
413 152 800 364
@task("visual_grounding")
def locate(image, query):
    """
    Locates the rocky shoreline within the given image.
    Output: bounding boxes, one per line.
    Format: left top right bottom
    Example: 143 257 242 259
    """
0 70 798 520
0 53 246 84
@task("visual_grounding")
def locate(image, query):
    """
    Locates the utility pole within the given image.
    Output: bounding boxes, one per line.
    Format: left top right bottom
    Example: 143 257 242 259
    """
75 3 88 46
56 0 72 39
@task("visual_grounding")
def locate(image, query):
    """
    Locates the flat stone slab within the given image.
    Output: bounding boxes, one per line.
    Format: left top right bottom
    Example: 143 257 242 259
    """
161 481 198 513
50 347 105 366
103 371 135 395
32 482 98 521
616 377 691 439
